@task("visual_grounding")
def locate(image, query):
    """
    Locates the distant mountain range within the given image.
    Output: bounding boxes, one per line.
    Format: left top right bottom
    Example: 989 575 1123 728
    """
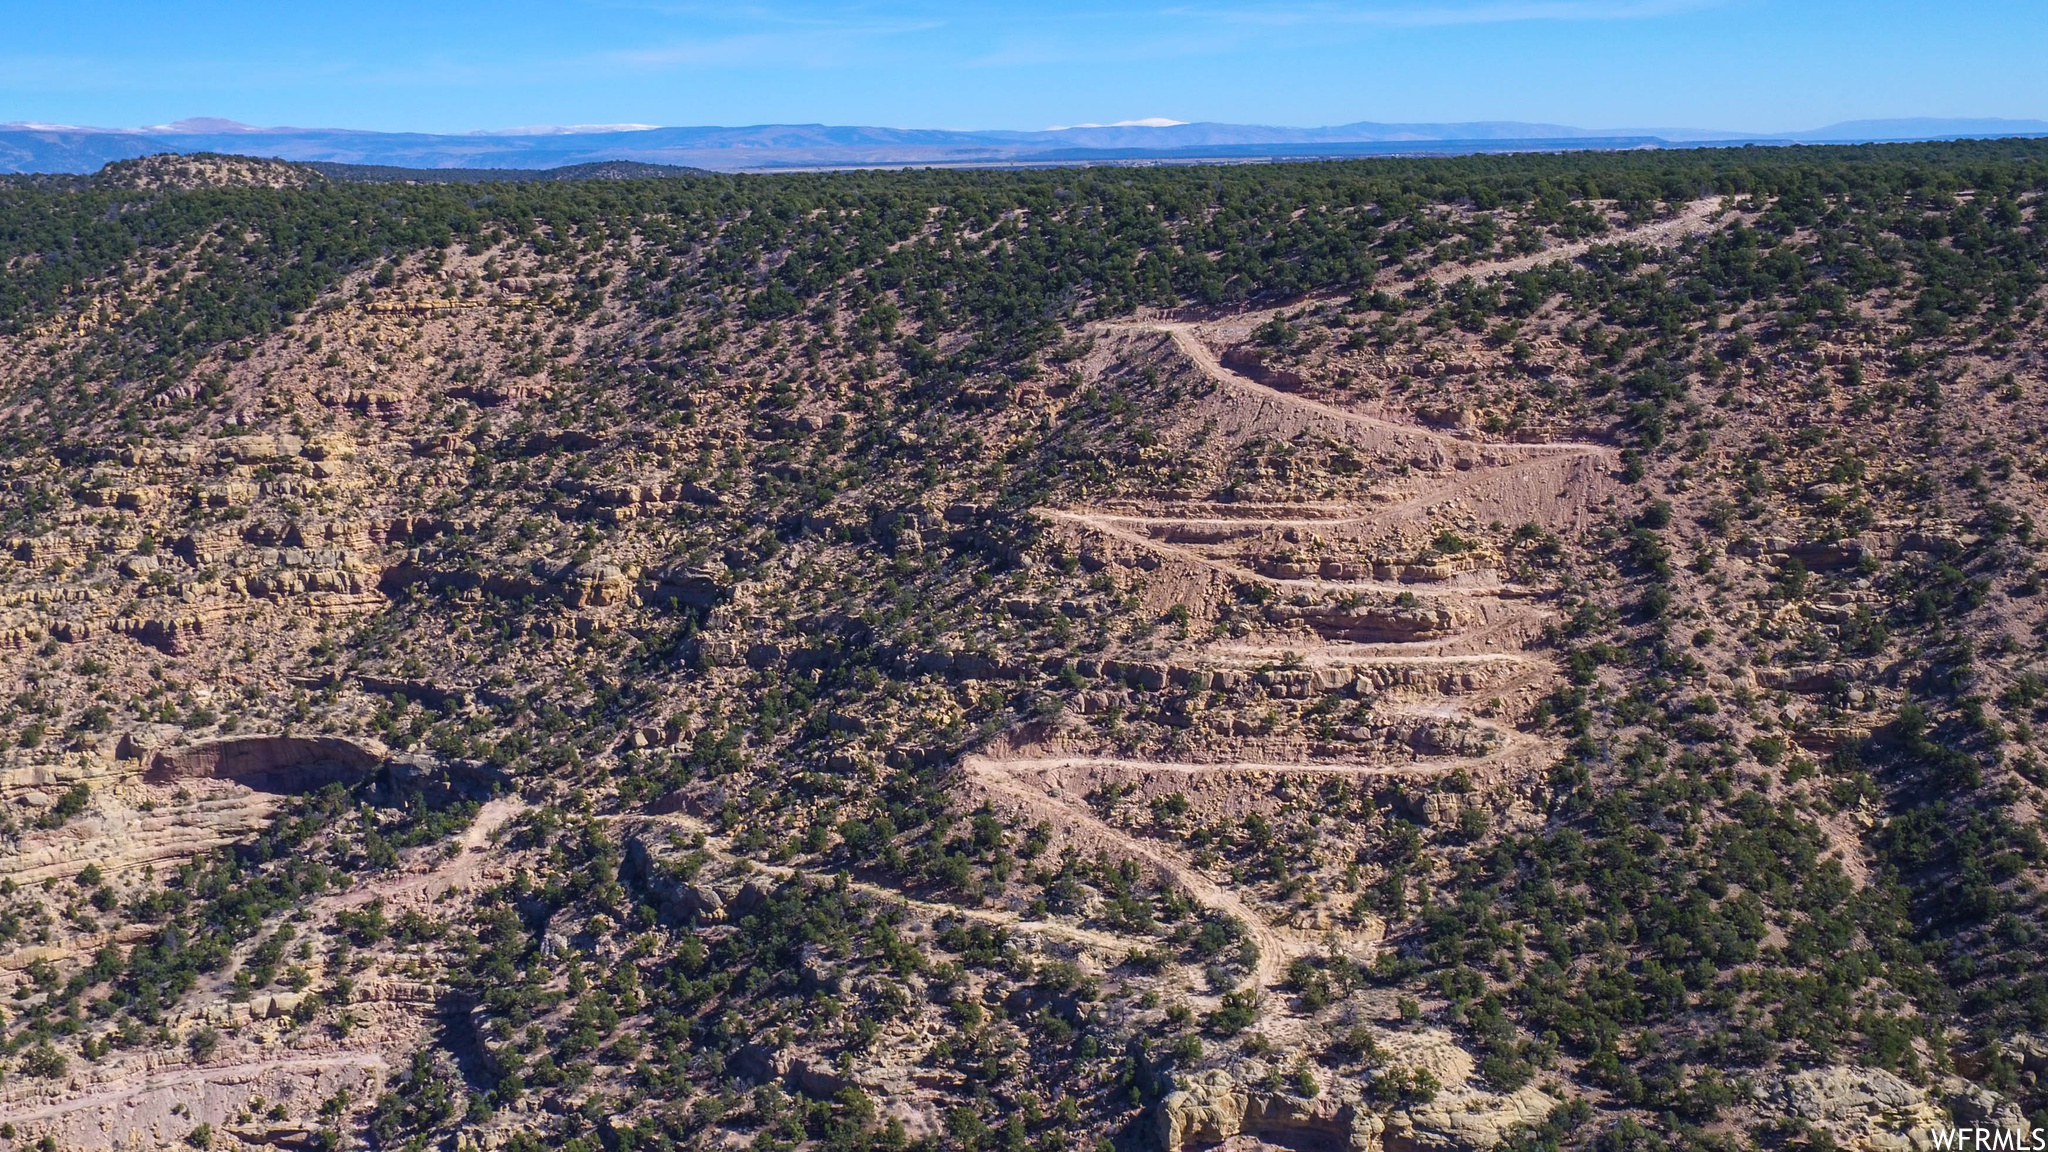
2 116 2045 175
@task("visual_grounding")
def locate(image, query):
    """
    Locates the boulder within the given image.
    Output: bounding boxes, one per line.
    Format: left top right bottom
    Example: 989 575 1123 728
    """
799 944 852 996
787 1056 853 1098
621 834 727 924
732 1041 788 1084
642 565 724 609
563 561 633 608
729 876 777 918
730 1043 852 1099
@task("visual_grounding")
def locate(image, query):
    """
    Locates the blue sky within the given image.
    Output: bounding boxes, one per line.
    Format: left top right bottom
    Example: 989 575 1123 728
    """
2 0 2044 134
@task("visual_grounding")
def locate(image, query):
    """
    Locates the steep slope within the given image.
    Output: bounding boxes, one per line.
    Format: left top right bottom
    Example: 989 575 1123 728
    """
0 142 2045 1152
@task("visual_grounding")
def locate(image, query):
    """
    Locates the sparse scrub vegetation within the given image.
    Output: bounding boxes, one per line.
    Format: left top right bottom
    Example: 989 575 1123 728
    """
0 139 2045 1149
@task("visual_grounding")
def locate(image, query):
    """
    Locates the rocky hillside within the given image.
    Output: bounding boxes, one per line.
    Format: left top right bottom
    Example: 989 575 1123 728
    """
0 141 2044 1152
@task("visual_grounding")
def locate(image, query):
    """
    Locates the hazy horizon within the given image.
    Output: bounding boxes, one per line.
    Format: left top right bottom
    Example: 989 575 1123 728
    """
5 1 2044 139
7 113 2045 141
7 111 2045 177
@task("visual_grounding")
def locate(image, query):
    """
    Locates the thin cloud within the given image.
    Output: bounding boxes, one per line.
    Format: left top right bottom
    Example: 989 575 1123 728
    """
589 0 1723 31
1166 0 1727 28
604 16 947 69
0 52 359 96
954 0 1725 69
963 22 1248 68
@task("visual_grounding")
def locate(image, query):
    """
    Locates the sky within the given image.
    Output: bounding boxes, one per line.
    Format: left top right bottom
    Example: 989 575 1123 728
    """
1 0 2044 135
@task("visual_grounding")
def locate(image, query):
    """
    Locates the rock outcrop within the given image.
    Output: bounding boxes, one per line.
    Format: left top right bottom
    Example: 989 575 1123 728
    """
1154 1070 1382 1152
1755 1065 1951 1152
138 734 502 800
1386 1085 1558 1152
622 832 731 924
144 734 388 791
1152 1029 1556 1152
